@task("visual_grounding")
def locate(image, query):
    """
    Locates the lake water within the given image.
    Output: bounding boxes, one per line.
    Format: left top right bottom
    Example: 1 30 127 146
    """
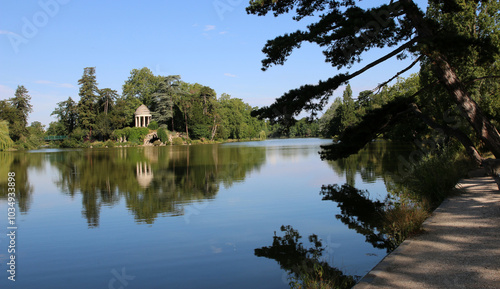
0 138 411 289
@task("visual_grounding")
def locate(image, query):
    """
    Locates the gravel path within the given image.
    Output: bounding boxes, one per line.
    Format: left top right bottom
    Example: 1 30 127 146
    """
354 177 500 289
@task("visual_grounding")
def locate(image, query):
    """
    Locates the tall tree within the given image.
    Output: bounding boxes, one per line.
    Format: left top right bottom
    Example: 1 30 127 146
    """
247 0 500 161
98 88 118 115
319 97 342 138
176 82 194 138
339 84 357 131
152 75 180 125
77 67 99 138
9 85 33 141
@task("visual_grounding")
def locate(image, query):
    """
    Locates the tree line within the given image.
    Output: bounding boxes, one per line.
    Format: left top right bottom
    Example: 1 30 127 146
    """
0 66 326 150
48 66 271 144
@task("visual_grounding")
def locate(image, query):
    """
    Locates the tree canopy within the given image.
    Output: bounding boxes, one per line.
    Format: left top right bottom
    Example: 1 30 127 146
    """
247 0 500 162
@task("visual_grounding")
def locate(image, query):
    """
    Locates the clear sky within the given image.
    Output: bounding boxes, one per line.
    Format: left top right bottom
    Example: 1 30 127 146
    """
0 0 428 126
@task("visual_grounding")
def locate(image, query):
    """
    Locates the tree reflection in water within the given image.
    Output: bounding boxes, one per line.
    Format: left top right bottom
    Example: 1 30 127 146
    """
0 152 43 213
49 145 266 227
321 184 428 253
320 184 394 252
255 225 357 289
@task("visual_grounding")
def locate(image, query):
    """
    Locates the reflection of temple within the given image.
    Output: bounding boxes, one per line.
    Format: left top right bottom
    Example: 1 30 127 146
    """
136 162 154 188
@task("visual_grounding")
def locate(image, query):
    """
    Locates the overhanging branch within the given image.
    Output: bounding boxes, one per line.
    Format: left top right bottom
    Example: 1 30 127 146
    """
373 56 422 93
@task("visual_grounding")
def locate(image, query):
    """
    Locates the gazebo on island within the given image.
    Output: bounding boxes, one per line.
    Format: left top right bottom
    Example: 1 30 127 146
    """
134 104 152 128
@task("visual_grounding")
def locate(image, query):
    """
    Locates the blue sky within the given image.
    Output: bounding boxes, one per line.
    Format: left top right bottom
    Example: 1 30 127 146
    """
0 0 427 126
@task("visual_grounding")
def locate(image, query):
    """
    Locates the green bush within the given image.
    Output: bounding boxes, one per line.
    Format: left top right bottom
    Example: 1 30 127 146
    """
112 129 126 141
172 137 184 145
70 127 88 142
190 124 211 140
157 128 169 143
153 140 162 146
60 139 79 148
399 144 474 207
119 127 150 143
148 121 159 130
105 140 115 147
92 141 105 148
259 130 267 140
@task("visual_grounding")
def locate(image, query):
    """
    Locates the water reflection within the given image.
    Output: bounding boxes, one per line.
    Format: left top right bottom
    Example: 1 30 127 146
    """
327 140 412 186
254 141 417 288
320 184 394 252
255 225 357 289
0 152 41 213
46 145 266 227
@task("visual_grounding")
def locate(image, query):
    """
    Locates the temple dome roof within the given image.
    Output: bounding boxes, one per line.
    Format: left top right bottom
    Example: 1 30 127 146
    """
134 104 151 115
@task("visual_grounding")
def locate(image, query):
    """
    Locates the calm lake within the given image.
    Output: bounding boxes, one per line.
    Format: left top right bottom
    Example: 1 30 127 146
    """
0 138 412 289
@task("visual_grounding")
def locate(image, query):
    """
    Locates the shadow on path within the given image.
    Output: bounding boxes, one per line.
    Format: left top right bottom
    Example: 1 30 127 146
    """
354 177 500 289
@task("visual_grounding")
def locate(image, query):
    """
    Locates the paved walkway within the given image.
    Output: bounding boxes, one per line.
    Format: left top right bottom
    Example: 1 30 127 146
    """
354 177 500 289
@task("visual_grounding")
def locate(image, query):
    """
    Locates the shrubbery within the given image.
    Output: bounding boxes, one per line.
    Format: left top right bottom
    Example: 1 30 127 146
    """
398 144 474 207
172 137 184 145
157 128 169 143
112 127 150 143
148 121 159 130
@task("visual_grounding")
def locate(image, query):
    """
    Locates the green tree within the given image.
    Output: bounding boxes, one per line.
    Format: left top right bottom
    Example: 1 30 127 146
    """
153 75 180 126
108 97 142 130
46 121 66 136
26 121 45 148
339 84 358 131
357 90 374 110
51 97 78 135
247 0 500 162
8 85 33 141
98 88 118 115
187 85 218 139
122 67 160 109
176 81 194 138
77 67 99 138
319 97 342 138
0 120 14 150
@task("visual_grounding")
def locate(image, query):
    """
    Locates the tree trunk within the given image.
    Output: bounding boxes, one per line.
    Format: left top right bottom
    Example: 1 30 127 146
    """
211 116 217 141
401 0 500 158
184 113 189 139
432 55 500 158
171 103 175 131
409 103 483 165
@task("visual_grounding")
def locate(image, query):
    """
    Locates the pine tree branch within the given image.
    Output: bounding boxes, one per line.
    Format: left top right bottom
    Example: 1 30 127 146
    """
373 56 422 93
343 38 418 81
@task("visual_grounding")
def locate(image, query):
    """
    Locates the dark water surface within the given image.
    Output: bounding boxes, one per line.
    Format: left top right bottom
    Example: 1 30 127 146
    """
0 138 411 289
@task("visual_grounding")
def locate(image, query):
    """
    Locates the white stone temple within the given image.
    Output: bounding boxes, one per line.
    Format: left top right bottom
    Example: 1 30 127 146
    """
134 104 152 127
